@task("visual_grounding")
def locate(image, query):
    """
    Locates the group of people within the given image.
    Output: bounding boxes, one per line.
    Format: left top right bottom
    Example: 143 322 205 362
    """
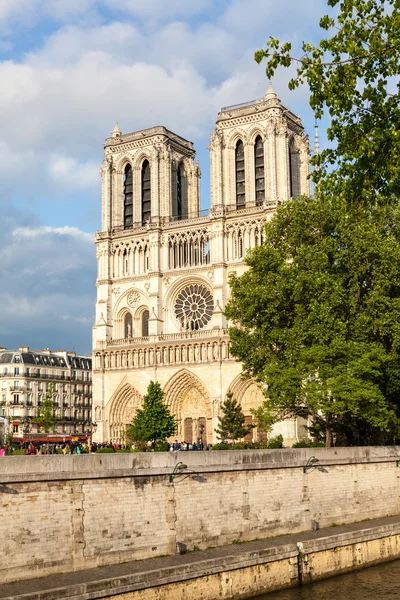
170 440 211 451
0 440 212 455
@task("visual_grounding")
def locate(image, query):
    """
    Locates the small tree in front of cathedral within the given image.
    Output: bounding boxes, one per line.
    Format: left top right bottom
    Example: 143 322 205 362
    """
126 381 176 449
215 393 253 442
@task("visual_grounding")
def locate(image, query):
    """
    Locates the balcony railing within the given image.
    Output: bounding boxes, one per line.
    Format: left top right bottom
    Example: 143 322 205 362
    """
108 328 229 347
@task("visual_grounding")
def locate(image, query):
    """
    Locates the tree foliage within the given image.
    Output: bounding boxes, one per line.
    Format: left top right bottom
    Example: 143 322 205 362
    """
255 0 400 204
225 196 400 446
126 381 176 446
215 393 253 442
33 383 58 434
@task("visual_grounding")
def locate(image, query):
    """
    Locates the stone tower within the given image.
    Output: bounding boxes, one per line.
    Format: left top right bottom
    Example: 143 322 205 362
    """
92 85 310 445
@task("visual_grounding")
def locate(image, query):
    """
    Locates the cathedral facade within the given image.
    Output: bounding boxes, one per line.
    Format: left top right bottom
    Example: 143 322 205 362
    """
92 84 310 445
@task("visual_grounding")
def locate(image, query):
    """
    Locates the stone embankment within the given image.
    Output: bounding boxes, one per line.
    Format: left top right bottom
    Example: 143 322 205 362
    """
1 447 400 592
0 516 400 599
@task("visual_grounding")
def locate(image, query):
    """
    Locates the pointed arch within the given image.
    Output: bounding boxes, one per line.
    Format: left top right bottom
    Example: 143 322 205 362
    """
123 164 133 229
235 139 245 209
254 135 265 206
141 159 151 224
289 136 300 199
227 375 267 441
107 381 143 443
164 369 212 443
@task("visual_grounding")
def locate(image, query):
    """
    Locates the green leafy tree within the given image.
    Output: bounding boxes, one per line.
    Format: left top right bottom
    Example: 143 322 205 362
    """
215 393 253 442
225 196 400 446
126 381 176 447
255 0 400 204
33 383 58 434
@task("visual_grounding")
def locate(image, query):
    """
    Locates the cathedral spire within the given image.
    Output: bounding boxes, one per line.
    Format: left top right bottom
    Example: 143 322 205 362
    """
111 121 122 138
265 82 278 101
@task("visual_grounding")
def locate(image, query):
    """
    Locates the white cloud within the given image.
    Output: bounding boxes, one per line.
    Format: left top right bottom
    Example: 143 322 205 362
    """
48 156 99 190
12 225 93 242
0 0 327 353
0 213 95 353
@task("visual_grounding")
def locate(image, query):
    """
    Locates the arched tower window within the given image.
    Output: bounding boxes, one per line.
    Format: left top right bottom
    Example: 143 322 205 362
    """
141 160 151 224
289 139 300 198
254 136 265 206
176 162 188 220
142 310 149 337
235 140 245 209
123 164 133 229
124 312 133 338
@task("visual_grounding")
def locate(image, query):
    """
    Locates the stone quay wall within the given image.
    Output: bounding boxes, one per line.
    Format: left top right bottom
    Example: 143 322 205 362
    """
1 447 400 585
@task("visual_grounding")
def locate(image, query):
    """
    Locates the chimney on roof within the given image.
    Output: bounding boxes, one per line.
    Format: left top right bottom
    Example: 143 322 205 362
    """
42 348 51 355
0 347 6 351
19 346 29 352
67 351 77 357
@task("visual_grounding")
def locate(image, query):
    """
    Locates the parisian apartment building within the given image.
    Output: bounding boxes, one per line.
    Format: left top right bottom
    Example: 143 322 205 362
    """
0 346 92 444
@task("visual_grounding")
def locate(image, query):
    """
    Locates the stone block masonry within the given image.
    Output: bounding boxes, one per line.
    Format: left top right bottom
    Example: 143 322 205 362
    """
1 447 400 585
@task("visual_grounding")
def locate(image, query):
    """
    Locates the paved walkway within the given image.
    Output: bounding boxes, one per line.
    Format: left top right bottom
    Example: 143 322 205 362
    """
1 515 400 600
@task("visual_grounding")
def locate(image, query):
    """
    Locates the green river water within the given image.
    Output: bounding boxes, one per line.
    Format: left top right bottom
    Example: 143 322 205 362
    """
250 559 400 599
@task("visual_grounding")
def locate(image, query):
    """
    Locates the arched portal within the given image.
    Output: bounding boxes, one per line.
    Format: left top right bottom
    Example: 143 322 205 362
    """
227 376 266 441
107 381 143 444
164 369 212 445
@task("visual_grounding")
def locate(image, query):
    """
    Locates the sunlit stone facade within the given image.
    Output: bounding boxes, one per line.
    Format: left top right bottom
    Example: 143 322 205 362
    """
92 85 311 445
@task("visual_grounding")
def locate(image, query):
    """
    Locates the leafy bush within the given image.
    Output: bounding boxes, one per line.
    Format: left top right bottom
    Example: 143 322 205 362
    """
95 447 115 453
117 447 132 453
153 441 170 452
292 439 325 448
211 437 284 450
267 435 283 449
11 449 26 455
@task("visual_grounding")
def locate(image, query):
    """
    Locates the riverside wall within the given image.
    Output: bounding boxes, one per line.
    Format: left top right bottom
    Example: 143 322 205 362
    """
1 447 400 585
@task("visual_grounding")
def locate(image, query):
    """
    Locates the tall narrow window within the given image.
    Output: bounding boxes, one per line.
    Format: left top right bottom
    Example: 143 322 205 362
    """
175 162 187 221
142 310 149 337
124 164 133 229
254 136 265 206
124 312 133 338
141 160 151 224
235 140 245 209
289 140 300 198
177 164 182 220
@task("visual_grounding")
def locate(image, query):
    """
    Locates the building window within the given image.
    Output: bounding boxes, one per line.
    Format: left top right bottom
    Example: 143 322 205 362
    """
141 160 151 224
124 164 133 229
174 284 214 331
13 424 19 433
13 394 19 404
289 139 300 198
176 162 187 220
235 140 245 209
13 367 19 376
254 136 265 206
124 312 133 338
142 310 149 337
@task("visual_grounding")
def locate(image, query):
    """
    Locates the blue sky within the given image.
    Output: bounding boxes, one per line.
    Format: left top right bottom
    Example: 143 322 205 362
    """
0 0 331 355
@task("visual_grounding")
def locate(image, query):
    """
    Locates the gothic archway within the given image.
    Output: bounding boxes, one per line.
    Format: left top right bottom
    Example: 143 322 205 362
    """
164 369 212 444
107 381 143 443
227 376 266 441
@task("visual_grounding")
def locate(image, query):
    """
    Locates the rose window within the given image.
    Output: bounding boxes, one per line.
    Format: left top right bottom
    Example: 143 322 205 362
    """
174 284 214 330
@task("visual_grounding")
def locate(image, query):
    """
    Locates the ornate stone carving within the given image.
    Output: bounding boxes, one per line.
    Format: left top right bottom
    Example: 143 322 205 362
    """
127 291 141 308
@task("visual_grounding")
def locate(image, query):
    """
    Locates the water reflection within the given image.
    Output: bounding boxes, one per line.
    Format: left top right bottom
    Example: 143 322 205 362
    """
252 559 400 599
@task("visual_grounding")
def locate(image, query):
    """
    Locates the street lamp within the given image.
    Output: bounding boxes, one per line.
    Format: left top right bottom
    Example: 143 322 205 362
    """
303 456 329 474
169 462 188 483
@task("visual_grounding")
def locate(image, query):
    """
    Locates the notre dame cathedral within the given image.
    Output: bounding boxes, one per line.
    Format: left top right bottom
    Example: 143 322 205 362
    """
92 84 311 445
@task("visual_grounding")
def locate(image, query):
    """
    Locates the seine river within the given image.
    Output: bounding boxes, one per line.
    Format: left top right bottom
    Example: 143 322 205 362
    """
250 559 400 599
